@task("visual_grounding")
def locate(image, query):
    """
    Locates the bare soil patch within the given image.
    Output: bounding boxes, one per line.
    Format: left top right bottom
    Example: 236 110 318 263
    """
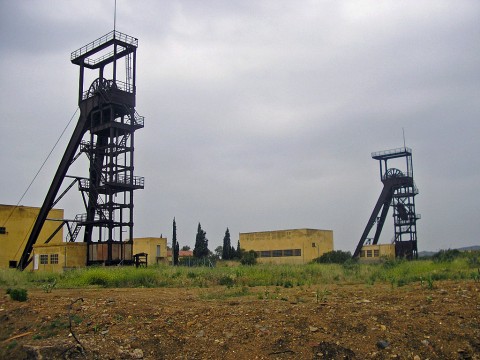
1 281 479 359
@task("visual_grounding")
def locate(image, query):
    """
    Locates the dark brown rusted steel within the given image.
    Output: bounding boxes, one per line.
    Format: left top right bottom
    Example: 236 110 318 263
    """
353 147 419 259
19 31 144 269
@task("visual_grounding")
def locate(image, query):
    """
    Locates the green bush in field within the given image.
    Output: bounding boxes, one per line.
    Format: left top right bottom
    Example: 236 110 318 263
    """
314 250 352 264
8 288 28 302
432 249 461 262
465 251 480 268
218 275 236 287
342 258 359 271
240 250 257 265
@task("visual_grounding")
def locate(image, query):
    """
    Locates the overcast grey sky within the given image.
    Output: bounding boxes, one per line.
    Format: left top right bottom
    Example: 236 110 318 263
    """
1 1 479 253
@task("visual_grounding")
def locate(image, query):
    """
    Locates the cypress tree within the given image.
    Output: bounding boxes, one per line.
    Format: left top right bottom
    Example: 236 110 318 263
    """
172 218 179 265
193 223 209 258
222 228 232 260
174 241 179 265
235 240 241 259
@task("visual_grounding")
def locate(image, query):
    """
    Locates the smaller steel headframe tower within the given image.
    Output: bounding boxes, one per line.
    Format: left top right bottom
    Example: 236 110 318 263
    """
18 30 144 269
353 147 420 259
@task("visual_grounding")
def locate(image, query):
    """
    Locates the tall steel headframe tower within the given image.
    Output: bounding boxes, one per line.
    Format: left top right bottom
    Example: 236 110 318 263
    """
18 31 144 269
353 147 420 259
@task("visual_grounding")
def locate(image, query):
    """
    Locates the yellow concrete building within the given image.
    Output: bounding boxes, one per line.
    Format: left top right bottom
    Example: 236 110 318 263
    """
0 204 64 270
32 242 87 272
29 236 167 271
240 228 334 264
1 204 169 271
359 244 395 262
132 237 168 266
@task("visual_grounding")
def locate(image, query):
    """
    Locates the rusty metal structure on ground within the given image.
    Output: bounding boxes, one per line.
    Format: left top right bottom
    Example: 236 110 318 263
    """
353 147 420 259
18 30 144 269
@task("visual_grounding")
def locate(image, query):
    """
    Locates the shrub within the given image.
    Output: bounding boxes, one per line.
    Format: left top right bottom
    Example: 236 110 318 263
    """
240 250 257 266
432 249 461 263
466 251 480 268
218 275 235 287
314 250 352 264
8 288 28 302
342 258 359 272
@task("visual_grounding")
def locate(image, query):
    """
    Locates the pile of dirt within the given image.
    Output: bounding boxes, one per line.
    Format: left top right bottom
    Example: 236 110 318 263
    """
1 281 479 359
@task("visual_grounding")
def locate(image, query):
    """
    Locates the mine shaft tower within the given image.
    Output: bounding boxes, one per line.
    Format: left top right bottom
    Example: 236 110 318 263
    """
353 147 420 259
18 31 144 269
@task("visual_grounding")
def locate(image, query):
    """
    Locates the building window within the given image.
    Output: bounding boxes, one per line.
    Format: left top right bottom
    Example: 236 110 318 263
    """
50 254 59 264
283 249 293 257
312 243 316 248
0 227 6 234
258 249 302 258
272 250 282 257
40 254 48 264
156 245 161 257
374 250 380 257
360 251 365 258
366 250 373 258
9 261 17 268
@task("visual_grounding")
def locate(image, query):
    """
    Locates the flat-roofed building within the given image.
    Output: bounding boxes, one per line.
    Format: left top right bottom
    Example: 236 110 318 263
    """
32 242 87 272
1 204 171 271
359 243 395 262
240 228 333 264
133 237 168 265
0 204 64 270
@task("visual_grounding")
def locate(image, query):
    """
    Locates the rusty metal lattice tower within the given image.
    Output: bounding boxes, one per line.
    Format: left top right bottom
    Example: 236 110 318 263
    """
353 147 420 259
18 31 144 269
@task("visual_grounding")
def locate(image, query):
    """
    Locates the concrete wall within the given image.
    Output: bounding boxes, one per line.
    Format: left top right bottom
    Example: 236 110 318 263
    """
240 228 334 264
0 204 64 269
359 244 395 262
133 237 168 265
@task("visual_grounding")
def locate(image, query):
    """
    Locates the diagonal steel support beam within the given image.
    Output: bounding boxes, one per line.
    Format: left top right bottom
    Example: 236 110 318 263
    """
353 184 392 258
18 113 89 270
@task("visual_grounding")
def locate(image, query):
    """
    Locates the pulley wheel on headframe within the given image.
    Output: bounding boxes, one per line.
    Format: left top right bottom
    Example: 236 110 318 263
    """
386 168 404 178
87 78 116 97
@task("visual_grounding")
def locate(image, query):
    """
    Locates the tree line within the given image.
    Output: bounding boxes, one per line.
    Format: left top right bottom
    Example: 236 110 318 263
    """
170 218 242 266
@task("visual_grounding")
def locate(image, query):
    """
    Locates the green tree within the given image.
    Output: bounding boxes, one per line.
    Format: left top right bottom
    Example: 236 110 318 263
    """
222 228 234 260
181 245 191 251
234 240 241 259
174 242 179 264
172 217 179 265
214 246 223 259
193 223 209 258
240 250 257 265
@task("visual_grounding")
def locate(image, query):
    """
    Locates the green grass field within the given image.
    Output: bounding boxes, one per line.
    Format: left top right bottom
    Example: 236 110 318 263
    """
1 252 479 291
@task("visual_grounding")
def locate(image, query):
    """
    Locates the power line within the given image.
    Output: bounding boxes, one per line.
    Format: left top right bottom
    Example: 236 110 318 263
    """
2 107 79 228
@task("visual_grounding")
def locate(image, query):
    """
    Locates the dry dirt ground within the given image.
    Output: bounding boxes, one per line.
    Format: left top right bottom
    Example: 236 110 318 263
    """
1 280 479 360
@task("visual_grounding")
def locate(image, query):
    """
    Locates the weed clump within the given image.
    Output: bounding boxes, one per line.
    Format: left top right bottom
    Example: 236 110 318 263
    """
218 275 235 288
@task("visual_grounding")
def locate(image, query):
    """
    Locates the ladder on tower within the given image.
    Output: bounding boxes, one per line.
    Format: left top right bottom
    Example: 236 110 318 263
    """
125 53 132 92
